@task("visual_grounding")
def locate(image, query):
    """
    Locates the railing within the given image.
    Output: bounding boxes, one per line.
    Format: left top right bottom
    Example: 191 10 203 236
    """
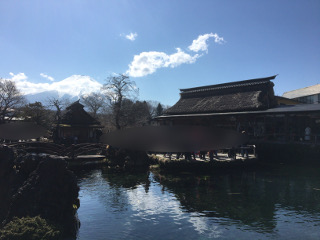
3 142 106 159
162 145 257 161
223 145 256 160
250 133 320 145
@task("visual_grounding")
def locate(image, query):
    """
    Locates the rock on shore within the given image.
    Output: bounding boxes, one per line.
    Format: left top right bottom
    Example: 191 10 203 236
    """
0 145 80 237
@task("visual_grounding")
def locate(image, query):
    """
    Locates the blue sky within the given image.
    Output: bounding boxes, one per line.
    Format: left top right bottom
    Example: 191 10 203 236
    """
1 0 319 106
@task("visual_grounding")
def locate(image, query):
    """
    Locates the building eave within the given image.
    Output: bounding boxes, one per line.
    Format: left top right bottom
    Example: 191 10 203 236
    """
156 104 320 119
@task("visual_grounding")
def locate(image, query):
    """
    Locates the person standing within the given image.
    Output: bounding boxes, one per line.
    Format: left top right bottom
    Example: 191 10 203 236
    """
305 126 311 141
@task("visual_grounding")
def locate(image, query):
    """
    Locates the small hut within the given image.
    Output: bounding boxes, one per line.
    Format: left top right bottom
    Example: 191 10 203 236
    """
54 101 103 143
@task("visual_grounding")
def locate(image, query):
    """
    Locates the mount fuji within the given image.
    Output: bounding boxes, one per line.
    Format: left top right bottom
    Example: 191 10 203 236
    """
22 75 103 104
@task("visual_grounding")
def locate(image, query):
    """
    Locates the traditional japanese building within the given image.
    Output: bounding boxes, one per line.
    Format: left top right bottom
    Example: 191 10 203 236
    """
156 75 320 144
54 101 103 143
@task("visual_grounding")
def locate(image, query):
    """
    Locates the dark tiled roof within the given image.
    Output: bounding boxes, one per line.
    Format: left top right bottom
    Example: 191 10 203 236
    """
60 101 101 125
165 76 277 115
180 75 277 94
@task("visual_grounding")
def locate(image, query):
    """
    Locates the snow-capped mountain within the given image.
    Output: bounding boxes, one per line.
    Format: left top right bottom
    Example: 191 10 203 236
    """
24 90 78 104
21 75 103 103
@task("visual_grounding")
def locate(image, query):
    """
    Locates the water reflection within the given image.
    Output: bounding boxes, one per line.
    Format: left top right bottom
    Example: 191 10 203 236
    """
75 165 320 240
153 166 320 233
153 171 277 232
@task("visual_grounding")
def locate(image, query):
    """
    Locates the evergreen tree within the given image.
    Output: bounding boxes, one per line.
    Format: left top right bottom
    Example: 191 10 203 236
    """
156 103 163 116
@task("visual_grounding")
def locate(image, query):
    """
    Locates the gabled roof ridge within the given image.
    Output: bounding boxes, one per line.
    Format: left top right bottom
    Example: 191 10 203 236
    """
66 100 83 110
61 100 101 125
180 75 277 94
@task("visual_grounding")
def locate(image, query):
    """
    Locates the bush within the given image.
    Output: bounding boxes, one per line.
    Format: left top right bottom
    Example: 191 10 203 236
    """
0 216 61 240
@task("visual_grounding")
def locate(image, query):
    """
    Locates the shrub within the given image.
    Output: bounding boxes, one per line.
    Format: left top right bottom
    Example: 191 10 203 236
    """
0 216 61 240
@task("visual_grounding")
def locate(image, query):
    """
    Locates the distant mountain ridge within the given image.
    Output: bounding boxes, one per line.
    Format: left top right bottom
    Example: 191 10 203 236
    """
21 75 103 104
24 90 78 104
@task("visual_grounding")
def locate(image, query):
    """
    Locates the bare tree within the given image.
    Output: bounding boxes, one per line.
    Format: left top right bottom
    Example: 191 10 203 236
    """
47 97 69 123
46 97 71 142
101 74 138 129
0 78 25 124
80 92 106 118
144 100 162 118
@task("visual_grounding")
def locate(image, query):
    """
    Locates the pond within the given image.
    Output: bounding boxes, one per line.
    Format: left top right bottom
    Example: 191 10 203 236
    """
75 165 320 240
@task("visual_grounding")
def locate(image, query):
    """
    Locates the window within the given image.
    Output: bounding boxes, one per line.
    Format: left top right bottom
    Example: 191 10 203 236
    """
297 95 315 104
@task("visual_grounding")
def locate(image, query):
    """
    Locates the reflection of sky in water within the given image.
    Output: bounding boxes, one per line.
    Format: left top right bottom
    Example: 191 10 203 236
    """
78 172 224 239
76 170 320 240
126 185 223 239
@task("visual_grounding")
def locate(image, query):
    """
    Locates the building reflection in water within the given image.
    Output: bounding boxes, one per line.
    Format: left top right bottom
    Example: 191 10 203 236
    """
76 165 320 239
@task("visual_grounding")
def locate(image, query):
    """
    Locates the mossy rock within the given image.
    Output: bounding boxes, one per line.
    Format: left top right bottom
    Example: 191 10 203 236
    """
0 216 61 240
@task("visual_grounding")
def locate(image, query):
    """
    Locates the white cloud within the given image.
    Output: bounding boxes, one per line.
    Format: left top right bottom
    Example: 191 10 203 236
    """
166 48 200 68
188 33 225 53
40 73 54 82
126 32 224 77
9 72 28 81
126 48 199 77
8 73 102 97
125 32 138 41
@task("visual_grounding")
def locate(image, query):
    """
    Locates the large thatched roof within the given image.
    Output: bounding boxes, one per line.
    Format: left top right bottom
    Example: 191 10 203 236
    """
60 100 101 125
165 75 278 115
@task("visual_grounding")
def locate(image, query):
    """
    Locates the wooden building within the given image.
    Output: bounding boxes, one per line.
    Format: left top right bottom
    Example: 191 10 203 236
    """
54 101 103 143
156 76 320 144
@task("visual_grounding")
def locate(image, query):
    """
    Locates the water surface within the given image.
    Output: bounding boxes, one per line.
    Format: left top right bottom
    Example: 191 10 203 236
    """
75 165 320 239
